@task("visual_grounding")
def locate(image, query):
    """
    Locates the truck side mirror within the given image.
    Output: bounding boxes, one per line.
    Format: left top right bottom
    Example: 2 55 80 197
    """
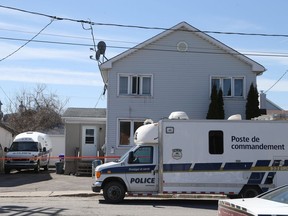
128 151 134 164
4 147 8 152
43 147 47 152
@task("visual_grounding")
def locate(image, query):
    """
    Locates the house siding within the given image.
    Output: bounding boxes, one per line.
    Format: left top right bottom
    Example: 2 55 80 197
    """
104 24 260 159
64 124 80 174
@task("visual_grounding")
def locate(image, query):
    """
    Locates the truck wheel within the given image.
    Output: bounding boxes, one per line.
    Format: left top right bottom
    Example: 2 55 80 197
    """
240 186 262 198
34 162 40 173
103 181 125 203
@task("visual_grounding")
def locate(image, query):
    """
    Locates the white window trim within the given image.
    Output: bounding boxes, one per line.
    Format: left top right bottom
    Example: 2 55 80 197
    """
210 76 246 98
117 73 153 97
117 118 145 147
82 126 97 145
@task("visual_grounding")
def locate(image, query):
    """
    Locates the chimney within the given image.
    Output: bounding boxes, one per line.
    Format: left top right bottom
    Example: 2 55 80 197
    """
259 91 267 115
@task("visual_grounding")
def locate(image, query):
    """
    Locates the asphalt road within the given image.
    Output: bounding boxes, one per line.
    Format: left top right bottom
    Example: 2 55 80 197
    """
0 169 219 215
0 168 93 193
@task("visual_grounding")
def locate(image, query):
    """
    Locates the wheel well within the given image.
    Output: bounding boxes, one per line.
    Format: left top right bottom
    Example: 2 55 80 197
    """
239 185 263 198
102 177 127 192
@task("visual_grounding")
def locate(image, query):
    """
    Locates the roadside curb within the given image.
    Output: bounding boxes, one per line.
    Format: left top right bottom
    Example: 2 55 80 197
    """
0 190 226 200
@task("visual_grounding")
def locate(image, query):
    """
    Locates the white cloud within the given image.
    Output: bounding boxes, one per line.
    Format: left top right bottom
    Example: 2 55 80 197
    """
0 67 103 86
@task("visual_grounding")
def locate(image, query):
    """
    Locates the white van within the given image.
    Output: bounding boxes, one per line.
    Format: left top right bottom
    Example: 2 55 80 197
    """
4 132 52 174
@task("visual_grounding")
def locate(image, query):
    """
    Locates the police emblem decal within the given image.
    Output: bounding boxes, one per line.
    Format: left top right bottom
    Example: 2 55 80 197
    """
172 148 182 160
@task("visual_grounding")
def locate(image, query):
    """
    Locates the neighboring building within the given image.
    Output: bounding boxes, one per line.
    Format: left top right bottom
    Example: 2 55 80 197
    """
0 123 16 173
42 126 65 165
256 91 288 120
99 21 266 159
62 108 106 175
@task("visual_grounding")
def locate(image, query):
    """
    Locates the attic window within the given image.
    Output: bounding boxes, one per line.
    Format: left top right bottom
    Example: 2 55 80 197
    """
177 41 188 52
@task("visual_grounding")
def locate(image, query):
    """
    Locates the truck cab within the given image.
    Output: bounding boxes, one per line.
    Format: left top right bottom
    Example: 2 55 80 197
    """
92 123 159 203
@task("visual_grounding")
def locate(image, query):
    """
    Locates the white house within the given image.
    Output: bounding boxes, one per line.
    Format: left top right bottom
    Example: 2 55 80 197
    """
99 21 266 159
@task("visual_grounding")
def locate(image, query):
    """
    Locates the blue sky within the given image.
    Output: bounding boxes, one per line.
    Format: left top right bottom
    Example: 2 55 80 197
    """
0 0 288 112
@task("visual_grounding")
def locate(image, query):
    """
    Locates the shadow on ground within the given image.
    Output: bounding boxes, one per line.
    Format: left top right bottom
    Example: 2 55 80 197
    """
0 204 67 215
0 169 53 187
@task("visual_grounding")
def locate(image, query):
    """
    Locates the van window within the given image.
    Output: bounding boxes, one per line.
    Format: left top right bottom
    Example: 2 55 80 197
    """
10 142 39 151
209 130 223 154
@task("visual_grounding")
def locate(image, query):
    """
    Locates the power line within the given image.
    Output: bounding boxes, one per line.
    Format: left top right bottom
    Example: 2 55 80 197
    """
0 19 54 62
2 4 288 38
264 70 288 93
2 35 288 59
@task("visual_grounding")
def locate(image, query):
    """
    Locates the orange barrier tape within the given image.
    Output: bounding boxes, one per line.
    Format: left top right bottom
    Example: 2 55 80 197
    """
0 155 121 161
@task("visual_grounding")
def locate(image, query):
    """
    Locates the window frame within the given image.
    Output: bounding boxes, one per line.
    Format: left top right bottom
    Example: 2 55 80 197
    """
118 74 153 96
83 126 96 145
208 130 224 155
129 146 154 164
118 119 145 147
210 76 245 98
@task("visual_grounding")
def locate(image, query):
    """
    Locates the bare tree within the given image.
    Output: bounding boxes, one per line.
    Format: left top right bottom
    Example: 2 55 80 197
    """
4 84 69 133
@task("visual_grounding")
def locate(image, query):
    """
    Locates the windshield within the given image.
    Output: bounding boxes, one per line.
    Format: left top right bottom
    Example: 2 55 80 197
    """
9 142 39 152
117 145 139 163
260 185 288 204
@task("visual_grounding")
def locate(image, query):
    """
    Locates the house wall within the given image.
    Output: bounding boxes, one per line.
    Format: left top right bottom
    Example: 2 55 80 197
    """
0 127 13 173
49 134 65 165
64 123 106 174
64 124 80 174
105 29 257 158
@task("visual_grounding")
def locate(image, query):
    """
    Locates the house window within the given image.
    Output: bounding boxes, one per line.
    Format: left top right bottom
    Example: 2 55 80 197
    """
211 77 244 97
85 128 95 144
119 120 144 146
209 130 223 154
118 74 152 96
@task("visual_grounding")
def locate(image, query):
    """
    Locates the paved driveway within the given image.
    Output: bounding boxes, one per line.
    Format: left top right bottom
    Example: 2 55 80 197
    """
0 169 93 193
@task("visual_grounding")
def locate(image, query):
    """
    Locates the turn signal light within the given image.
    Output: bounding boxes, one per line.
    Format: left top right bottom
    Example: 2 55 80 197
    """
96 171 101 178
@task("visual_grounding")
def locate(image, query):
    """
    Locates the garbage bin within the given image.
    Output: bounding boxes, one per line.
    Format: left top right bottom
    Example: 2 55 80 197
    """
55 161 64 174
92 160 102 177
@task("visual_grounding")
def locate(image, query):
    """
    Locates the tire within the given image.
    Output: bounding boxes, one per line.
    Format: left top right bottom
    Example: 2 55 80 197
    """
240 186 262 198
103 181 125 203
44 161 49 171
34 161 40 173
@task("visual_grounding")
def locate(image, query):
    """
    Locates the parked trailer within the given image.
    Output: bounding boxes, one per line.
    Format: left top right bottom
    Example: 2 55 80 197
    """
92 112 288 203
4 131 52 174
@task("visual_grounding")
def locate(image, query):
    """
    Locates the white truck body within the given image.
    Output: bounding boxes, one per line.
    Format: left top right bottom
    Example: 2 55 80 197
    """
92 112 288 203
4 131 52 174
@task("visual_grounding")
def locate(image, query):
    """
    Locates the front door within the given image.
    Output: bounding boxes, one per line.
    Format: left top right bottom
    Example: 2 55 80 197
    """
125 145 158 192
82 126 98 160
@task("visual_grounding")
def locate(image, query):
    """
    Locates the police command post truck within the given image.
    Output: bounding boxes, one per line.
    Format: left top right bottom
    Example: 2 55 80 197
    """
4 131 52 174
92 111 288 203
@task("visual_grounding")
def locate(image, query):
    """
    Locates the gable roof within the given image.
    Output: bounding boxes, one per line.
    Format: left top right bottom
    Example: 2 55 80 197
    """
100 22 266 84
0 122 16 136
62 108 106 124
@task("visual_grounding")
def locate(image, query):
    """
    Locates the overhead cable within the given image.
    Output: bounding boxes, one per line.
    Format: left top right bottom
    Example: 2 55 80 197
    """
264 70 288 93
2 5 288 38
0 19 54 62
